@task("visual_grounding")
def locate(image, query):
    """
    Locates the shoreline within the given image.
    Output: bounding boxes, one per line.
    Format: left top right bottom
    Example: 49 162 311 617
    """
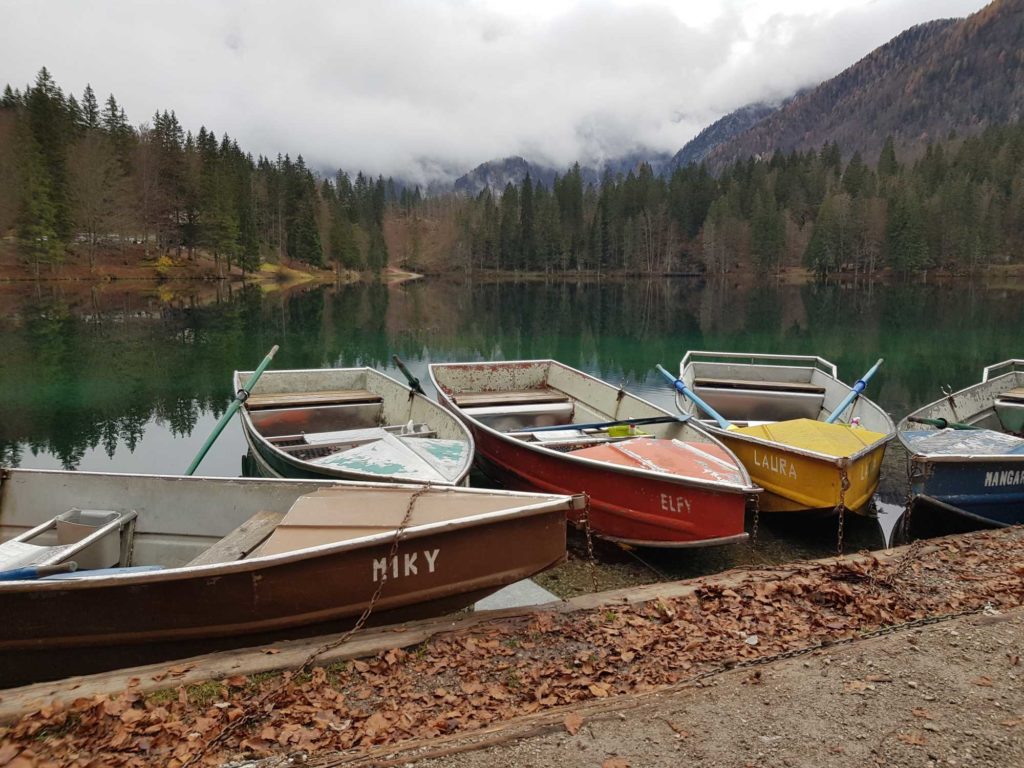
3 526 1022 765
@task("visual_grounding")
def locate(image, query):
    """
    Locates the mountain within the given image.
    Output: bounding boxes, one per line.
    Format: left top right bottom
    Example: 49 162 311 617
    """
704 0 1024 168
452 150 674 196
669 102 780 169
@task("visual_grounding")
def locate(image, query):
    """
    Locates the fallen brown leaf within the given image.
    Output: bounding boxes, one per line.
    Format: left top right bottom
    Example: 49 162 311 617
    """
564 712 584 735
972 676 993 687
897 732 928 746
911 708 934 720
602 759 629 768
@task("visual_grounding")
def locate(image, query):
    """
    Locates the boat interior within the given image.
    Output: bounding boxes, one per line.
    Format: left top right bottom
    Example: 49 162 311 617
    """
0 471 547 582
433 361 740 460
679 352 894 435
899 361 1024 454
239 368 471 483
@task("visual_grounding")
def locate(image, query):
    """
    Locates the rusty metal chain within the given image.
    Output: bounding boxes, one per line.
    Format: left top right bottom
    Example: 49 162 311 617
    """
581 494 599 593
835 467 850 556
749 492 760 549
181 485 430 768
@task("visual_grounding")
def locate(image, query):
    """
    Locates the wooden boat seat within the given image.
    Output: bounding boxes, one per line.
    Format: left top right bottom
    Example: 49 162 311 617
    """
0 509 137 572
693 377 826 395
452 389 571 408
245 389 382 411
186 511 284 566
998 387 1024 403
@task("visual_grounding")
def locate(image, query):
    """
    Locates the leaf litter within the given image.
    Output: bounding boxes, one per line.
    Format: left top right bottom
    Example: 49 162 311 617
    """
1 528 1023 767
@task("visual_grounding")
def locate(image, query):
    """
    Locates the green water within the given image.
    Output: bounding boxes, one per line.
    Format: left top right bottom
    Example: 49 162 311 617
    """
2 277 1020 567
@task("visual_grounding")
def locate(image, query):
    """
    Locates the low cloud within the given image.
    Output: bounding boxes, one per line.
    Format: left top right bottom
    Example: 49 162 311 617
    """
1 0 986 184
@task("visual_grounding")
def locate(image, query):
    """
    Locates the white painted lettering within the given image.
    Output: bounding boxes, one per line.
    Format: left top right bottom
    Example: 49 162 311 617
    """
424 548 440 573
404 552 418 576
372 557 387 582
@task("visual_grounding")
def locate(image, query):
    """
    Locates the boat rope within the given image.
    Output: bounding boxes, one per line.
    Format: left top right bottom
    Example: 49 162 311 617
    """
181 484 431 768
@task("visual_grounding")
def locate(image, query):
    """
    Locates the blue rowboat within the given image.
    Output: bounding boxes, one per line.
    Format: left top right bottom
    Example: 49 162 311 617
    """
898 359 1024 528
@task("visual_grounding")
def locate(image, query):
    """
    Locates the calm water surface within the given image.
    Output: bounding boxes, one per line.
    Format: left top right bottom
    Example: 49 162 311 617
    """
2 277 1021 573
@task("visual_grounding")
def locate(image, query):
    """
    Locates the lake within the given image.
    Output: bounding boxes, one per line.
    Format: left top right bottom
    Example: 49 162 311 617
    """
2 276 1021 577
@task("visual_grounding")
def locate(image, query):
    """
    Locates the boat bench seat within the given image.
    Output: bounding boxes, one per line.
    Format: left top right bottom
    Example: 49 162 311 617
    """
453 389 571 408
186 511 284 566
999 387 1024 403
245 389 382 410
693 377 826 395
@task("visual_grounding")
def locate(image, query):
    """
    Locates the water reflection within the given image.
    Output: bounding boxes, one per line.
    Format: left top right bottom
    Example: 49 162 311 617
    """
3 277 1022 563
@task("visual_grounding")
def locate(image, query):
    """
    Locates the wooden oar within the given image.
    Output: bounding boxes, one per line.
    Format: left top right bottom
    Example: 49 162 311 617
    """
392 354 426 396
825 358 884 424
906 416 980 430
185 345 279 476
655 364 733 430
510 415 686 434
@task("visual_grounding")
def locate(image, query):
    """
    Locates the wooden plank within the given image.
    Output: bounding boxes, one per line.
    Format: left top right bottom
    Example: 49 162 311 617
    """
185 511 283 567
694 377 826 394
999 387 1024 403
245 389 382 410
453 390 570 408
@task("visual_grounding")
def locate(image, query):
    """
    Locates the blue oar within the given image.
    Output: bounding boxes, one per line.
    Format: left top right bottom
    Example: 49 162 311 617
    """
0 561 78 581
510 415 686 434
825 358 884 424
655 364 733 430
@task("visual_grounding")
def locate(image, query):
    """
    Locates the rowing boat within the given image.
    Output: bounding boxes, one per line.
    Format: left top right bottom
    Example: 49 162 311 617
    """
235 367 474 485
898 359 1024 528
0 468 574 686
675 352 895 515
428 360 758 548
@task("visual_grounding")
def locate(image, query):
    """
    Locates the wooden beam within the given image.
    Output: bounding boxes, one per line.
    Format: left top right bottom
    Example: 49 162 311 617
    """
185 511 283 567
245 390 382 410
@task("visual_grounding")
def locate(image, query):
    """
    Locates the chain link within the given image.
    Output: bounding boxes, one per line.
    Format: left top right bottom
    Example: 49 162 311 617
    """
182 485 430 768
749 492 760 549
835 466 850 555
581 494 598 593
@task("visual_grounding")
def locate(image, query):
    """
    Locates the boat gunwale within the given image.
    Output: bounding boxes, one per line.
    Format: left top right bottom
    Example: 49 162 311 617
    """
233 367 475 485
0 468 575 592
427 359 759 494
702 422 896 464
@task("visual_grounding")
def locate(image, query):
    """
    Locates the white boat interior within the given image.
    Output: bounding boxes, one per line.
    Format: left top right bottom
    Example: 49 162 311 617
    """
237 367 473 484
678 351 894 434
0 470 563 580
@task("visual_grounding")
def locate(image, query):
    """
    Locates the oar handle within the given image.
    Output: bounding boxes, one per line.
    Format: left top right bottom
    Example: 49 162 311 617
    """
0 561 78 581
825 357 883 424
655 364 732 430
392 355 425 395
185 344 280 476
906 416 979 430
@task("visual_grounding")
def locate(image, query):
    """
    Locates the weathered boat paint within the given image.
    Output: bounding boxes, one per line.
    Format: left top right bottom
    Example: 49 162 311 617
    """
235 367 474 486
0 468 572 686
429 360 758 548
676 352 895 516
898 360 1024 528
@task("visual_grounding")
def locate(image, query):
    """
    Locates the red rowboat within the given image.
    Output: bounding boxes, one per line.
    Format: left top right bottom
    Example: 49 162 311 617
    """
429 360 759 548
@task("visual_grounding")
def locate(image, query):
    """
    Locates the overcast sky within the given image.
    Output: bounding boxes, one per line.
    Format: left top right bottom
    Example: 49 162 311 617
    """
2 0 988 183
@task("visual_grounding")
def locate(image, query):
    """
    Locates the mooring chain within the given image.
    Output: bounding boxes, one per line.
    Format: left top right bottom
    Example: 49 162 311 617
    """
749 492 760 549
181 485 430 768
712 603 992 677
581 494 599 593
835 467 850 556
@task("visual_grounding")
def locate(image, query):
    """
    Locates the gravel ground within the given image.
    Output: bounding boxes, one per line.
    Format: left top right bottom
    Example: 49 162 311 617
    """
410 609 1024 768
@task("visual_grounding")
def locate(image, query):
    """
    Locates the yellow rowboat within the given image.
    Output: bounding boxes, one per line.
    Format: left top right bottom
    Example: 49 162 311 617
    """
676 352 895 515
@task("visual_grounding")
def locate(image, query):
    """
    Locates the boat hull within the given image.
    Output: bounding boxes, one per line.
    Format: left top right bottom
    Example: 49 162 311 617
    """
909 456 1024 527
469 427 748 548
0 509 565 687
718 434 887 514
